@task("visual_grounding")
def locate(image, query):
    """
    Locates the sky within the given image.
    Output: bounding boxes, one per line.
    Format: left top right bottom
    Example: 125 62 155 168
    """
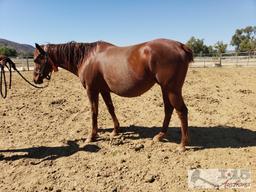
0 0 255 49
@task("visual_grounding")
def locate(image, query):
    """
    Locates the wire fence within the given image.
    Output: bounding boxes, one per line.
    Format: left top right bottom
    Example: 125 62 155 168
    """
7 50 256 71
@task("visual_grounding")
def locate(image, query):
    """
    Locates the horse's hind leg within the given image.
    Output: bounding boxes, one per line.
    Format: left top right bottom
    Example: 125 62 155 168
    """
86 89 99 143
168 91 189 151
153 86 174 141
101 91 120 139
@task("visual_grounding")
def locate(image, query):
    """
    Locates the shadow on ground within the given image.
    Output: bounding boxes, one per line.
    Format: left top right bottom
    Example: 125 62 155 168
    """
0 125 255 162
0 140 100 163
102 125 256 148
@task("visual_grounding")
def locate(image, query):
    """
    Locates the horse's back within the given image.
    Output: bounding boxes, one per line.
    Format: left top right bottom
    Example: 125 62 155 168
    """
91 39 192 96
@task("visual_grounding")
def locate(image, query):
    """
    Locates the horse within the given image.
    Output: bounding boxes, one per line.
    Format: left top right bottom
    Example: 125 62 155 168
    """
33 39 193 151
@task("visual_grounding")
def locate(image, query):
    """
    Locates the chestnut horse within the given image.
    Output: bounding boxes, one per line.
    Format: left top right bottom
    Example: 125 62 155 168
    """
33 39 193 151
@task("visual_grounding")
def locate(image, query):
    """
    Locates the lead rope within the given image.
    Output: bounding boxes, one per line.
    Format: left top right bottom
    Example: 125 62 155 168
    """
14 67 49 89
0 65 7 98
0 58 48 99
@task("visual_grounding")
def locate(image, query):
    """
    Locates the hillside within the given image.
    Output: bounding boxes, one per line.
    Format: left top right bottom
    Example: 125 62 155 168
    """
0 38 34 56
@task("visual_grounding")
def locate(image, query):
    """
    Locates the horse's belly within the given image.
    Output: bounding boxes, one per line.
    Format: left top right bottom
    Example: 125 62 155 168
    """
100 46 155 97
108 78 155 97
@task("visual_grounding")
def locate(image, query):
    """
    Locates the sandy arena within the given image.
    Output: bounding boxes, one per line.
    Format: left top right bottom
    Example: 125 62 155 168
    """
0 67 256 191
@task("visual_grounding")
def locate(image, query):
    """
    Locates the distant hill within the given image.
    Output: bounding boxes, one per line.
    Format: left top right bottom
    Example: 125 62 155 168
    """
0 38 34 56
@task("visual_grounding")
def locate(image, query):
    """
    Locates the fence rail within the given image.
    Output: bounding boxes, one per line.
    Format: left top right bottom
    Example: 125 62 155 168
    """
8 51 256 71
9 57 34 71
192 51 256 68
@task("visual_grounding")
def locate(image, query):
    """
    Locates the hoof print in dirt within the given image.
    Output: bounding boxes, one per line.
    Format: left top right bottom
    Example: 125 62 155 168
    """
111 187 118 192
132 144 144 151
110 136 125 146
50 99 67 107
145 174 159 183
119 158 126 163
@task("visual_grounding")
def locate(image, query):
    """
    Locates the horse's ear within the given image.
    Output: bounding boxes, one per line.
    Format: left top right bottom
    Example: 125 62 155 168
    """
35 43 45 54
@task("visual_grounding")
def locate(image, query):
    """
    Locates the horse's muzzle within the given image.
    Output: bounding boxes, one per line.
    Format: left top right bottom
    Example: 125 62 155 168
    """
33 76 43 84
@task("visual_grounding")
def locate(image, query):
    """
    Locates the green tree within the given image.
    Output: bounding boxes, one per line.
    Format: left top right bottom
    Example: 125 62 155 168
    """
214 41 227 55
186 36 209 56
0 46 17 57
19 51 34 58
207 45 217 56
231 26 256 51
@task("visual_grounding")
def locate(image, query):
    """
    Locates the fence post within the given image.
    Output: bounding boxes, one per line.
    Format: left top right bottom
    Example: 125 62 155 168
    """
203 55 206 68
219 53 222 67
236 52 238 67
247 51 250 66
26 56 29 71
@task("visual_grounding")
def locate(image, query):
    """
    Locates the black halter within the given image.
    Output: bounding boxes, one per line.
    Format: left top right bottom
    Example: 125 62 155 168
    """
39 53 51 80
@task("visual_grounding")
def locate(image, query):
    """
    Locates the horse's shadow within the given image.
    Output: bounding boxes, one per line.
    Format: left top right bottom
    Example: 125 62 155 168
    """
0 125 255 163
102 125 256 148
0 140 100 163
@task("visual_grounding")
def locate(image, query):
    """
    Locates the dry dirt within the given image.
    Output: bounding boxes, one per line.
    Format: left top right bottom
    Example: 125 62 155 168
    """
0 67 256 192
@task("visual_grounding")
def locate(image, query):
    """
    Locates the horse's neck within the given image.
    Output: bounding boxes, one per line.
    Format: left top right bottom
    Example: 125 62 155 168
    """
58 58 79 75
48 48 80 76
47 42 99 76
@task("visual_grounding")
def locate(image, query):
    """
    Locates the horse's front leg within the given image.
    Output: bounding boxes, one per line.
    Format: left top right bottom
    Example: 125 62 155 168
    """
86 88 99 143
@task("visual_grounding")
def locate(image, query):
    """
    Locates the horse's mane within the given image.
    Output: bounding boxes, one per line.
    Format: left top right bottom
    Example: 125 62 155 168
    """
45 41 106 73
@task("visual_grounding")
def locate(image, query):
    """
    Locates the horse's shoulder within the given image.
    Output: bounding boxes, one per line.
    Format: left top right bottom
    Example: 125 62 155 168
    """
96 41 116 52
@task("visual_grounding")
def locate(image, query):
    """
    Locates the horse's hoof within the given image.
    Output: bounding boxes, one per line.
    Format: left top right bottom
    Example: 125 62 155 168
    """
85 134 99 143
153 132 166 142
153 135 161 142
176 145 186 152
110 130 118 140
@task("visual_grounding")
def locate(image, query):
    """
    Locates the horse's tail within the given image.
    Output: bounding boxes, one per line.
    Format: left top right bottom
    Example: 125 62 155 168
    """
181 44 193 63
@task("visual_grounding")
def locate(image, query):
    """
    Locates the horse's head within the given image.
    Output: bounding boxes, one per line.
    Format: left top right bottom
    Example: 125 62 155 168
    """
33 43 57 84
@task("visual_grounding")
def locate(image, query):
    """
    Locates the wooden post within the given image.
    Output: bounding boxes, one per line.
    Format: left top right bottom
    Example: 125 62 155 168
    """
219 53 222 67
203 55 206 68
236 52 238 67
26 56 29 71
247 51 250 66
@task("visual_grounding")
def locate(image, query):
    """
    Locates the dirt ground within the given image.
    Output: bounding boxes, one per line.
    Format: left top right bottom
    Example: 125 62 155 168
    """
0 67 255 192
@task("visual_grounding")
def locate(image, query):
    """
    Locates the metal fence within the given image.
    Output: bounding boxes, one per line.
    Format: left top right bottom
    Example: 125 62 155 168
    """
9 57 34 71
9 51 256 71
192 51 256 67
